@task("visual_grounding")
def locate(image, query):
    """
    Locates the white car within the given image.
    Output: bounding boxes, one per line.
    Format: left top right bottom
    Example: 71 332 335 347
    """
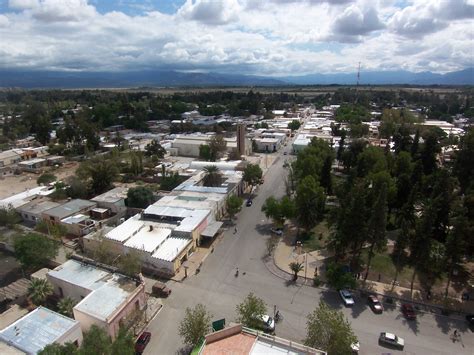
379 332 404 350
254 314 275 332
339 289 355 306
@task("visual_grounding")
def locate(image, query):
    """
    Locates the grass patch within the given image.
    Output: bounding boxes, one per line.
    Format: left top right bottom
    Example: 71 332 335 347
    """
301 221 330 252
360 250 414 284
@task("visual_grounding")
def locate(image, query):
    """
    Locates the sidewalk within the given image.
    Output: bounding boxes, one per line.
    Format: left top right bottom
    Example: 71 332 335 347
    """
271 238 474 317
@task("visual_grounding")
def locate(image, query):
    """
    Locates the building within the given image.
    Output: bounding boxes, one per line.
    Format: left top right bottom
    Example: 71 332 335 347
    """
42 199 97 225
237 123 246 156
0 149 22 168
17 198 61 225
91 186 128 217
199 324 325 355
170 134 251 157
47 258 146 339
17 158 47 173
0 186 55 209
0 306 83 354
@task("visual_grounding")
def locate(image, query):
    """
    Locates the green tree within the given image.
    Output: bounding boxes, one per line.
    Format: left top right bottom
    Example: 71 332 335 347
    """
39 342 78 355
420 129 440 175
37 173 57 186
110 327 135 355
295 176 326 232
178 304 213 347
118 251 142 277
28 278 53 306
243 163 263 191
14 233 59 270
202 165 222 187
325 262 356 290
77 156 119 194
320 156 333 194
289 261 304 281
199 144 212 161
79 325 112 355
287 120 301 132
129 151 144 176
363 183 388 281
58 297 77 318
0 205 21 227
261 196 295 228
65 176 88 199
208 135 227 161
305 301 358 355
235 293 267 330
145 140 166 158
453 128 474 193
127 186 154 208
226 195 243 220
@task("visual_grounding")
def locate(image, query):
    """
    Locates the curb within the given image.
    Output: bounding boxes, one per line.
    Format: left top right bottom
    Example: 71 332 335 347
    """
267 252 469 321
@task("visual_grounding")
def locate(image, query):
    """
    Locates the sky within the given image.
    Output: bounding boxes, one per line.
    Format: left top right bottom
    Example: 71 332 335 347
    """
0 0 472 76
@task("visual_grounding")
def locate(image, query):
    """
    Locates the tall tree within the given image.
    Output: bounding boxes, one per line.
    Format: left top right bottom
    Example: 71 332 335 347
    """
178 304 213 347
420 129 440 175
304 301 358 355
226 195 243 220
453 128 474 193
243 163 263 191
364 183 388 281
79 325 112 355
118 251 142 277
208 135 227 161
235 293 267 330
110 327 135 355
320 156 333 194
287 120 301 132
28 278 53 306
58 297 77 318
261 196 295 228
77 156 119 194
127 186 154 208
295 176 326 232
39 343 78 355
14 233 59 271
144 140 166 158
202 165 223 187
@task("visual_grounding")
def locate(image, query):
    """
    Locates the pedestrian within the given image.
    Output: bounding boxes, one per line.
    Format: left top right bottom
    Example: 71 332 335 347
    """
274 305 277 316
378 273 381 282
234 227 237 234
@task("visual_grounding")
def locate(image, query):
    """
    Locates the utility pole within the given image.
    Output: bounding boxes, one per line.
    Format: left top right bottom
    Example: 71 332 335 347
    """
357 61 361 87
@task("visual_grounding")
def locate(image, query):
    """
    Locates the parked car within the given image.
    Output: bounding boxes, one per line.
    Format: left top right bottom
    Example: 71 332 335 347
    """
368 295 383 313
246 199 253 207
350 341 360 354
256 314 275 332
283 151 288 155
135 331 151 354
379 332 404 350
270 228 283 236
401 303 416 320
152 281 171 297
339 289 355 306
466 314 474 330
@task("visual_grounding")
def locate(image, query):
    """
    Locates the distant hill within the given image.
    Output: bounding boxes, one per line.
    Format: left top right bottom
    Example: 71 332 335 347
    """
0 67 472 88
279 68 474 85
0 70 284 88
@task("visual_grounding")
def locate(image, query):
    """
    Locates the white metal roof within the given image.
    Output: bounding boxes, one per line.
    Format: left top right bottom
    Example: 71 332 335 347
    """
105 214 144 242
0 186 54 209
123 226 171 253
151 237 191 262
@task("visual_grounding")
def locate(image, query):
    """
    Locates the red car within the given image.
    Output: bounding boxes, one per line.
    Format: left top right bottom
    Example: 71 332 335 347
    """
135 331 151 354
368 295 384 313
401 304 416 320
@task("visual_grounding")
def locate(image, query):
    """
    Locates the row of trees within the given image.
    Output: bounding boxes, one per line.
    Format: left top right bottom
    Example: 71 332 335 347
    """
179 294 357 355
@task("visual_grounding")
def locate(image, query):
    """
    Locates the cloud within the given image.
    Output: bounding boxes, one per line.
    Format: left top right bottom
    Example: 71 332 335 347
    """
389 0 473 38
178 0 241 25
0 0 471 75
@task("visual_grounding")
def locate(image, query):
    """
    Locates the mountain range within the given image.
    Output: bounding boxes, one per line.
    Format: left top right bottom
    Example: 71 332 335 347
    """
0 68 472 88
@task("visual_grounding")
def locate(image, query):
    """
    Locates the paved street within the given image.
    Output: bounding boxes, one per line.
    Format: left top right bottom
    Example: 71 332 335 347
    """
145 144 473 355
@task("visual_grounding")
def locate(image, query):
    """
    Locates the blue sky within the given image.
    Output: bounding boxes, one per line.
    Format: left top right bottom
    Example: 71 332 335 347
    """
0 0 472 75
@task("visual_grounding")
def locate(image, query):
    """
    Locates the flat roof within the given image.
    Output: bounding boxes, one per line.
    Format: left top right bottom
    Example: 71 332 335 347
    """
201 221 223 237
43 199 96 219
18 158 46 165
61 214 89 225
151 237 191 262
17 199 60 215
91 187 128 204
75 275 135 322
0 186 54 209
0 307 79 355
124 226 171 253
105 214 145 243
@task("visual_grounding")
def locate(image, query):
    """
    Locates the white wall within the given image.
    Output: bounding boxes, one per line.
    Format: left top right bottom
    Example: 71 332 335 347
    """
57 322 83 347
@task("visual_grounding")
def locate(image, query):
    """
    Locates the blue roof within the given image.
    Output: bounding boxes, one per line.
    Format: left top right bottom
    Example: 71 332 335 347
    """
0 307 79 354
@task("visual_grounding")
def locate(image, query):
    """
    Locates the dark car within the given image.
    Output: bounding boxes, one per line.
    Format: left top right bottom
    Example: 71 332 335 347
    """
246 199 253 207
152 281 171 297
368 295 383 313
466 314 474 329
401 303 416 320
135 331 151 354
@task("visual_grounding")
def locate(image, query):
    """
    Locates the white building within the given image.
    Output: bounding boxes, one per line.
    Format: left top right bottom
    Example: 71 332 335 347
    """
0 306 83 354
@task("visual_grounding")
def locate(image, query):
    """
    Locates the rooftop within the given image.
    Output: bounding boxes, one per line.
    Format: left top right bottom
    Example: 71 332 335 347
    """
17 198 60 215
0 186 55 209
47 259 139 322
0 307 79 355
91 187 128 204
151 237 191 261
43 199 96 219
124 226 171 253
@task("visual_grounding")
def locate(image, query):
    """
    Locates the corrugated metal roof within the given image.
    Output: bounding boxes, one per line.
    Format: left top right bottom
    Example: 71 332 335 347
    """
151 237 191 262
124 226 171 253
0 307 79 354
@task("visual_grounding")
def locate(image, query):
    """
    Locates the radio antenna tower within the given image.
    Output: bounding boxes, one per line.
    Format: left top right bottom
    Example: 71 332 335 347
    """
356 62 361 87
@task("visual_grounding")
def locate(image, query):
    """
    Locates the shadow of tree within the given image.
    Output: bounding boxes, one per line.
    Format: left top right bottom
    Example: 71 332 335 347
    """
320 289 344 310
255 222 273 236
